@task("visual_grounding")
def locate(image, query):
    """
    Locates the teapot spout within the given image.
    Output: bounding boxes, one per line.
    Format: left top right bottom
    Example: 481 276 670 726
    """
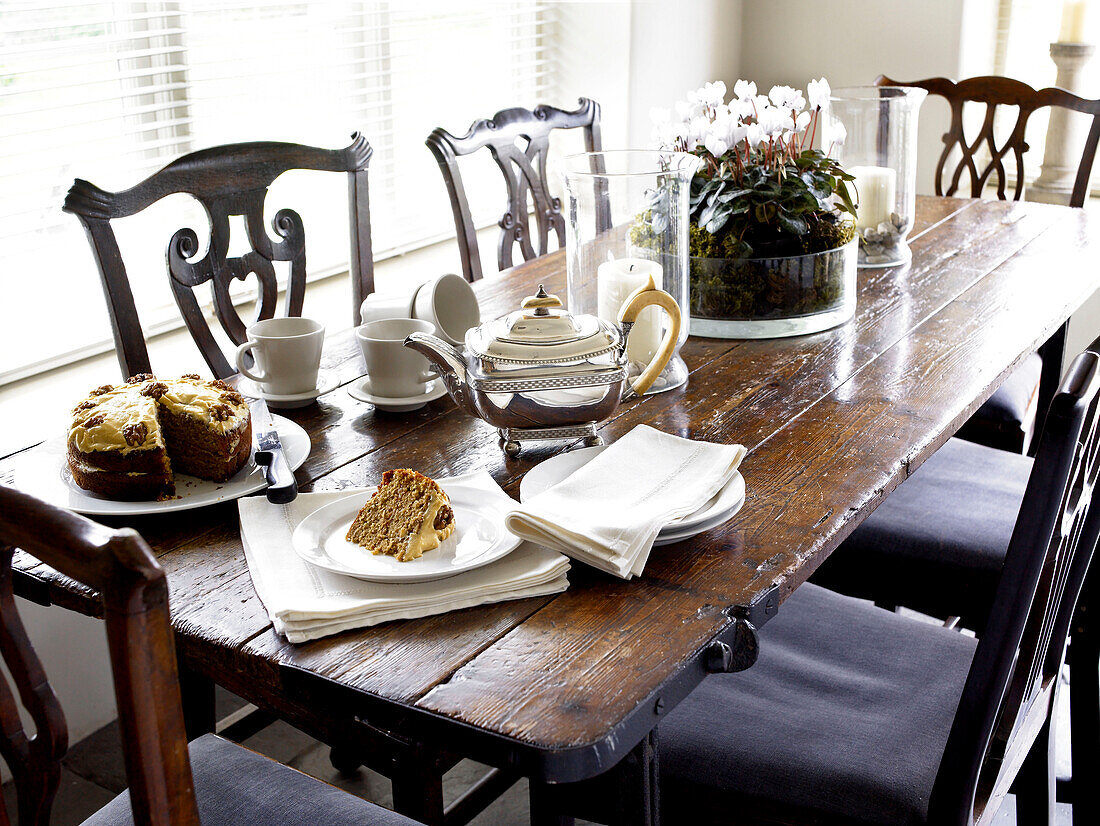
404 332 477 417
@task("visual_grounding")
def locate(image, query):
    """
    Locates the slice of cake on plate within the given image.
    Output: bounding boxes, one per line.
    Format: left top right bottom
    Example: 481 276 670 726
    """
345 469 455 562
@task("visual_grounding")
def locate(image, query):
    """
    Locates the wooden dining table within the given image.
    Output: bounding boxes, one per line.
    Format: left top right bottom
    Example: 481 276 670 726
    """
4 195 1100 826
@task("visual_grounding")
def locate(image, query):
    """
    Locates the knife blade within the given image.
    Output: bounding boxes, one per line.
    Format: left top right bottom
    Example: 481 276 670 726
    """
249 395 298 504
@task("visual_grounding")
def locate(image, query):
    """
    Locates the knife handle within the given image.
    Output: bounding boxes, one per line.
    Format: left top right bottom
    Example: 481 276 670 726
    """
256 448 298 504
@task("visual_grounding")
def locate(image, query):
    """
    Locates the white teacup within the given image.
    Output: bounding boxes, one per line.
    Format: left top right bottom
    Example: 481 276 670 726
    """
359 273 480 346
412 273 481 345
356 318 437 398
235 317 324 396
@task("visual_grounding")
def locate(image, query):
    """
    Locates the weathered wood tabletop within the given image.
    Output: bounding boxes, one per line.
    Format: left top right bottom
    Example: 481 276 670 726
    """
4 196 1099 818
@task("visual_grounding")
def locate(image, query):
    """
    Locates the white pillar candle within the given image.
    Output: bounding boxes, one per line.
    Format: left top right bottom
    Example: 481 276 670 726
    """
596 257 664 364
1060 0 1091 42
849 165 897 231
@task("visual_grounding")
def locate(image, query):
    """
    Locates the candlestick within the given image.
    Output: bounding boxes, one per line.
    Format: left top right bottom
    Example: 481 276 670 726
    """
849 165 897 231
597 257 664 364
1028 41 1096 205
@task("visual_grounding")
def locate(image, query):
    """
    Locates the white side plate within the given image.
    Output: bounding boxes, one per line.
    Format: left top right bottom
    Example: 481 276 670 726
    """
15 415 310 516
292 478 522 583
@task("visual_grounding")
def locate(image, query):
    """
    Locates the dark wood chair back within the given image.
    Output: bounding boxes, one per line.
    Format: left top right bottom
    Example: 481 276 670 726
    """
426 98 602 282
0 485 197 826
929 333 1100 822
876 74 1100 207
63 136 375 380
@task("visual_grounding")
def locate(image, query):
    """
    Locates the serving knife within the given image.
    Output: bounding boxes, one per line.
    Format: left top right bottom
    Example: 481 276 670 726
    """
249 395 298 505
222 374 298 504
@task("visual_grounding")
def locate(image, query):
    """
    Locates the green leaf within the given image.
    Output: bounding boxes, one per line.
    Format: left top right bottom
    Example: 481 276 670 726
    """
776 211 808 235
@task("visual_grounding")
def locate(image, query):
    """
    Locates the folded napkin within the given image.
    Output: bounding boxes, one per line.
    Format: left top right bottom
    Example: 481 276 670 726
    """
505 425 746 579
241 471 570 642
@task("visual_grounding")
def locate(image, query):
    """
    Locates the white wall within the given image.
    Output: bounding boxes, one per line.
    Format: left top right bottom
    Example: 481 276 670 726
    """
626 0 743 147
2 598 116 781
740 0 997 195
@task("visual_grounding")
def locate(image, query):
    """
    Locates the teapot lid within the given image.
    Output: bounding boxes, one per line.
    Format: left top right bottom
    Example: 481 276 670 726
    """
467 285 621 364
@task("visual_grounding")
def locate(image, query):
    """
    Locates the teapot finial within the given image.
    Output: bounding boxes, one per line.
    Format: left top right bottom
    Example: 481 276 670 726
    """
520 285 564 317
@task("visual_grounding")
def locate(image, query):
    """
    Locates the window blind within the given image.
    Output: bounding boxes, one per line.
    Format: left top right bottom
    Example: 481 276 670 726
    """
0 0 557 384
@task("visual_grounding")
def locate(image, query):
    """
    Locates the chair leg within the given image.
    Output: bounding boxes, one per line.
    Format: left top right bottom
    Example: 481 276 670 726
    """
530 781 576 826
177 656 216 740
1070 602 1100 826
1017 705 1057 825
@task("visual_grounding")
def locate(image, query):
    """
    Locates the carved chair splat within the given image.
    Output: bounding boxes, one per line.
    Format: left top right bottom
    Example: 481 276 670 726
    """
426 98 602 282
876 74 1100 207
63 135 375 380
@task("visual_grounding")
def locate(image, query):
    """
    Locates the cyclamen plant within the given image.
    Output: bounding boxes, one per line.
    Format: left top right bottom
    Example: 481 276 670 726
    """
651 78 856 258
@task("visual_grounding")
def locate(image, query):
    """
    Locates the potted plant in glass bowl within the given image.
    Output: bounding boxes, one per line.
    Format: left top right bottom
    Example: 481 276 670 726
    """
641 78 859 338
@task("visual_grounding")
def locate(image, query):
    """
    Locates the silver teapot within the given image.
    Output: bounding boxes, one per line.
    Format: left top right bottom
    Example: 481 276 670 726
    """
405 280 681 455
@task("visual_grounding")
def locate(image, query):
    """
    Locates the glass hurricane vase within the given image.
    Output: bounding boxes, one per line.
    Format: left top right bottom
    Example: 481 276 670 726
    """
825 86 927 268
559 150 699 394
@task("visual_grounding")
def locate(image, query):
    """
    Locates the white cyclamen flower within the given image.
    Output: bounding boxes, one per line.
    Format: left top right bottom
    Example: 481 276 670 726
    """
758 106 794 137
690 80 727 107
794 110 812 133
806 77 831 110
675 99 704 122
703 134 730 157
686 115 711 149
728 97 754 122
733 79 757 100
769 84 806 111
651 117 686 149
745 123 765 147
825 119 847 147
728 123 749 146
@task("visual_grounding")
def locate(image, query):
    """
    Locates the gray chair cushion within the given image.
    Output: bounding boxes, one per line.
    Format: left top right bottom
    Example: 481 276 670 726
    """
81 733 417 826
959 351 1043 452
976 351 1042 426
810 437 1032 626
659 583 977 826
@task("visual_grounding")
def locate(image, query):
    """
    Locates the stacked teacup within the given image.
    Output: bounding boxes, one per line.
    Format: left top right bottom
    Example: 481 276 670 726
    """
353 274 480 412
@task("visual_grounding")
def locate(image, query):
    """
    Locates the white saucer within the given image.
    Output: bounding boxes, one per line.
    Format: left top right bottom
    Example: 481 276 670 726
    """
238 372 338 408
347 376 448 412
520 445 746 538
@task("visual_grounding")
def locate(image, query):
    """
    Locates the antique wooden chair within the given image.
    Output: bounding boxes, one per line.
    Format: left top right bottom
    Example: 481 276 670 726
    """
0 483 418 826
812 338 1100 825
63 136 375 381
876 74 1100 454
426 98 602 282
553 336 1100 825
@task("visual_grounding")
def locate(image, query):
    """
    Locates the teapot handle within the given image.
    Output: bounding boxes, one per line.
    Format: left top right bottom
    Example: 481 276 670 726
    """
617 275 682 395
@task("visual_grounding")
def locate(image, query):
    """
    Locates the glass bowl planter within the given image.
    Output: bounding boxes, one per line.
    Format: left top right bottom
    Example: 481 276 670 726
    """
689 238 858 339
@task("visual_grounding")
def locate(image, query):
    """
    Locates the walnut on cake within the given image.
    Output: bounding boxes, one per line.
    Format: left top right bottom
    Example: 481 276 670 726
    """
66 375 252 501
344 469 456 562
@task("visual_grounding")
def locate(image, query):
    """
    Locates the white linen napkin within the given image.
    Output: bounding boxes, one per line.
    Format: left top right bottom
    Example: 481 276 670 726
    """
240 471 570 643
505 425 746 579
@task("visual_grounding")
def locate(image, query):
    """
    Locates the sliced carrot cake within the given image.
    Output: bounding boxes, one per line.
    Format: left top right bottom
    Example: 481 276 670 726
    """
67 374 251 500
345 469 456 562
